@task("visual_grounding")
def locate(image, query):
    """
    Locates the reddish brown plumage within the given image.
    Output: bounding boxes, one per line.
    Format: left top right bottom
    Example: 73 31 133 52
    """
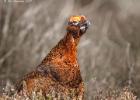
16 15 89 99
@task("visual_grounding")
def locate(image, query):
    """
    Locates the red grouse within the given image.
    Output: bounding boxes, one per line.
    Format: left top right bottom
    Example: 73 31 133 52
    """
16 15 90 99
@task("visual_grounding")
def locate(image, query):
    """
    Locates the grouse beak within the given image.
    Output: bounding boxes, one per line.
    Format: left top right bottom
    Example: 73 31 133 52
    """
79 20 90 33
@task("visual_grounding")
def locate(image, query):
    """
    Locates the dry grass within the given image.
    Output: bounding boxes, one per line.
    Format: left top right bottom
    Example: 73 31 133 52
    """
93 87 136 100
0 85 137 100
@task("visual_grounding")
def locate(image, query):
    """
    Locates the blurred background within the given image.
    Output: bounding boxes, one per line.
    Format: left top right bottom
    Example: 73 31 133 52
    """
0 0 140 99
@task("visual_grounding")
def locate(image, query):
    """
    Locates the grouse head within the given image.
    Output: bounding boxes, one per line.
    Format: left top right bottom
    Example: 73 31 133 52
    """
67 15 90 38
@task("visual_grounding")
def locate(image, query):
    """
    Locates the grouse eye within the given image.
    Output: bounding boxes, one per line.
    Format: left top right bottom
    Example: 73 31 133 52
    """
68 21 80 26
73 21 79 26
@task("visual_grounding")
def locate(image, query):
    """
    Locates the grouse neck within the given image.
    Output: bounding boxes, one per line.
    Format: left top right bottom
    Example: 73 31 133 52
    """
65 32 80 47
60 32 79 64
42 32 79 65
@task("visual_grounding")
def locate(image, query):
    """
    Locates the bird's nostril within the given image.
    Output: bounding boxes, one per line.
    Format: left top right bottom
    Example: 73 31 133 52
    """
87 20 91 26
